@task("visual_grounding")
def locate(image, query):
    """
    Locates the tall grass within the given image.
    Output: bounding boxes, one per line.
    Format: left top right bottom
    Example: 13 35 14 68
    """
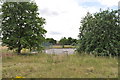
2 51 118 78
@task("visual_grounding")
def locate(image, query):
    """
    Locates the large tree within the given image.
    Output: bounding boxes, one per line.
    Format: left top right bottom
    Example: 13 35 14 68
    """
1 1 47 54
77 9 120 56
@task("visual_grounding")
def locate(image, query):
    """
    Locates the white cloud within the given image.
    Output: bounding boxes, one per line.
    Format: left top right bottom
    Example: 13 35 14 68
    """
98 0 119 7
34 0 118 40
35 0 88 40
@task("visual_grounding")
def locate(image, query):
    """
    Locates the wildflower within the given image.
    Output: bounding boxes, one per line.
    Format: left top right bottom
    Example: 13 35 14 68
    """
16 76 24 78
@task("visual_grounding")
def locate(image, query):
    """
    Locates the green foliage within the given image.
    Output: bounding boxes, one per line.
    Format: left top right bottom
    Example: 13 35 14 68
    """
1 2 47 54
77 9 120 56
59 37 77 45
59 37 67 45
46 38 57 45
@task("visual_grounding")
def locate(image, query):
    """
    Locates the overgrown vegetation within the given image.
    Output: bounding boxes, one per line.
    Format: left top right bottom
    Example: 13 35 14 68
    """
77 9 120 56
2 49 118 78
0 1 119 78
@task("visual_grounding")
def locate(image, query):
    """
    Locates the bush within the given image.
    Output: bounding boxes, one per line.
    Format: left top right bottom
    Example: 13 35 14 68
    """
77 9 120 56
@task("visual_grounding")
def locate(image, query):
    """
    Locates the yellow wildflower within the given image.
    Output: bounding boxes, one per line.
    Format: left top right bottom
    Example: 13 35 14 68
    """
16 76 24 78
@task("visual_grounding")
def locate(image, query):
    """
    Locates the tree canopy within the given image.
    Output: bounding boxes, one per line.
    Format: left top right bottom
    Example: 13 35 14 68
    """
59 37 77 45
1 1 47 54
46 38 57 45
77 9 120 56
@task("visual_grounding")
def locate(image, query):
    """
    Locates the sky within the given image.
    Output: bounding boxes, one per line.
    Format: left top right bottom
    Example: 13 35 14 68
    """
34 0 119 41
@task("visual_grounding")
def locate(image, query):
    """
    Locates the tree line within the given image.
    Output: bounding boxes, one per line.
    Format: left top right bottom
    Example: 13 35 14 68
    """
45 37 77 46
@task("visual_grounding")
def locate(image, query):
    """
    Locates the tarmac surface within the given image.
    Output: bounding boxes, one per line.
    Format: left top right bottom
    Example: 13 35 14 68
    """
44 48 76 54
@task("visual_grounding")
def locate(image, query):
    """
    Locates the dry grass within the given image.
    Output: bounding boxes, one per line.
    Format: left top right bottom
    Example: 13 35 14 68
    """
1 46 118 78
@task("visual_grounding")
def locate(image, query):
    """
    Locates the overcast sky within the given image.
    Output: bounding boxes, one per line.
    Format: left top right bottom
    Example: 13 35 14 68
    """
35 0 119 40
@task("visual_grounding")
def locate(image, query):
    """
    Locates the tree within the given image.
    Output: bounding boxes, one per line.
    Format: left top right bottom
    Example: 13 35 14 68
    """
67 37 73 45
46 38 57 45
67 37 77 45
71 39 77 46
77 9 120 56
59 37 67 48
59 37 77 47
59 37 77 45
1 1 47 54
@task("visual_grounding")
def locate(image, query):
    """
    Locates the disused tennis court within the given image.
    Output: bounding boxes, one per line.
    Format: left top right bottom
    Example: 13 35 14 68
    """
44 48 76 54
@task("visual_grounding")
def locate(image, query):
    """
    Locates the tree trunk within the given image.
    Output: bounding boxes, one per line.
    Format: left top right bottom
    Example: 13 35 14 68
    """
62 45 64 48
17 47 21 55
30 47 32 53
17 41 22 55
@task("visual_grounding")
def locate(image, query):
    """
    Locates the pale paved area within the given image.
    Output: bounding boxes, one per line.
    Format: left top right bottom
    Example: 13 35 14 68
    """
44 48 76 54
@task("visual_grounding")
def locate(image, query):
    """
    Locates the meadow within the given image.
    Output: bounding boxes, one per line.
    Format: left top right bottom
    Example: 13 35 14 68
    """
1 46 118 78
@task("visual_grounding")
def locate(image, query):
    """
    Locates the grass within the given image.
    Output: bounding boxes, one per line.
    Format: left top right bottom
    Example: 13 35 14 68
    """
1 47 118 78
